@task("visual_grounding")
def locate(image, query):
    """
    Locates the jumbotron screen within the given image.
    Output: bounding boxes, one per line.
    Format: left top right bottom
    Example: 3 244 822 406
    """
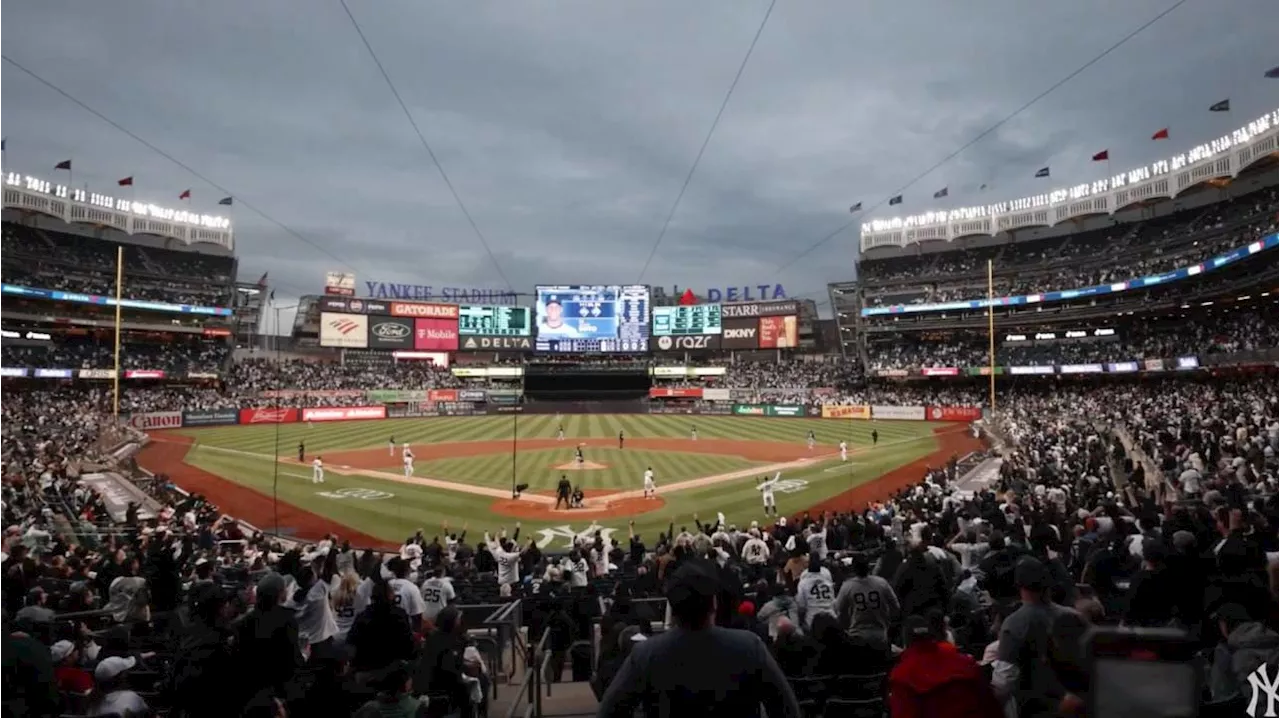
534 285 650 353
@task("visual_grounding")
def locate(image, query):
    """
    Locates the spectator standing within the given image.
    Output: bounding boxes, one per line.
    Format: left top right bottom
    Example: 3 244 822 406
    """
597 560 802 718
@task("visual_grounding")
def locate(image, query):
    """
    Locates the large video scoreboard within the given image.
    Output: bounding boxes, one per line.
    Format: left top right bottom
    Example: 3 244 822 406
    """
534 285 650 353
458 305 530 336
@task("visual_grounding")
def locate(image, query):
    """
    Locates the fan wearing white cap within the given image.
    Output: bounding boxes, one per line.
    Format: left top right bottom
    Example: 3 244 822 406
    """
90 656 149 717
51 640 93 695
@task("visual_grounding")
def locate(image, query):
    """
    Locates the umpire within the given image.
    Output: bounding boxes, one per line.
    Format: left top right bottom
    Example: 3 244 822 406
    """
555 475 572 510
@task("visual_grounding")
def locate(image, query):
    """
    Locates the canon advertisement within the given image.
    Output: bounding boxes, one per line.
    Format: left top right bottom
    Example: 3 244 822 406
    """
719 318 759 349
127 411 183 430
414 318 459 351
367 316 414 349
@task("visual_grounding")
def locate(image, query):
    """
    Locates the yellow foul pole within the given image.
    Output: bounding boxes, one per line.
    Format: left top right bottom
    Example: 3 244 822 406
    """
987 258 996 413
113 246 124 419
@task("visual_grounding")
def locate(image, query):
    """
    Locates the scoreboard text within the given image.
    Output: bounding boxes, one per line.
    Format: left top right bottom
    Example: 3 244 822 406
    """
458 305 531 336
651 304 722 336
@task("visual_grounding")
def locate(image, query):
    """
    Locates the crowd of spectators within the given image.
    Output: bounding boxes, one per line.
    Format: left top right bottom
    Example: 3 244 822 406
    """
2 224 236 308
2 342 230 375
2 371 1275 716
861 187 1277 308
865 304 1278 371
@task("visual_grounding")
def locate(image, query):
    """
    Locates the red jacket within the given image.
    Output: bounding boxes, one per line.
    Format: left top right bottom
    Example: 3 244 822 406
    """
889 641 1003 718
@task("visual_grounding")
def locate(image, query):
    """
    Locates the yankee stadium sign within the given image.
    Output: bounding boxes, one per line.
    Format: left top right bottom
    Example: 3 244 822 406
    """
364 281 519 305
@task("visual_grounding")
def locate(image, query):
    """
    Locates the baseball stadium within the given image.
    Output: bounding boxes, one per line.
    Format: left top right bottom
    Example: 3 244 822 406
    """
2 4 1278 717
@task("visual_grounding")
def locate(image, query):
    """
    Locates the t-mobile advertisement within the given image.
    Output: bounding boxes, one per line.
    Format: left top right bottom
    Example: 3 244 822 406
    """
414 318 459 351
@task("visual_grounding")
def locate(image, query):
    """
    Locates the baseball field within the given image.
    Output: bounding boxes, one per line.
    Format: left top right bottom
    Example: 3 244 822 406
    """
136 414 981 551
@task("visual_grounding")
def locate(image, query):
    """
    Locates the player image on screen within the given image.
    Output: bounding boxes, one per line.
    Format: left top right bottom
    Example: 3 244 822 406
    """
535 285 650 353
538 297 582 339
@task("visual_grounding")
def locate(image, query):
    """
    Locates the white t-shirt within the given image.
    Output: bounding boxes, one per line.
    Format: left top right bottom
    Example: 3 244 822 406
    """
419 576 456 621
489 541 521 586
391 577 427 618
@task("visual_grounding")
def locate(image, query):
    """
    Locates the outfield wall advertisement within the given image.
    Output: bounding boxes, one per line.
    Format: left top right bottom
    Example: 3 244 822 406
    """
819 405 871 419
927 406 983 421
182 409 240 427
301 406 387 422
239 407 300 424
732 404 805 417
128 411 184 430
871 405 927 421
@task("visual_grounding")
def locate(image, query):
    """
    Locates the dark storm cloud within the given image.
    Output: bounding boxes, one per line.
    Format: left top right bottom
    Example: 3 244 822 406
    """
3 0 1275 319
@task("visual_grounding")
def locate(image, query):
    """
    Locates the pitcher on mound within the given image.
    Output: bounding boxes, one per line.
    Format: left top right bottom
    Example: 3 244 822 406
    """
575 445 585 468
643 467 657 498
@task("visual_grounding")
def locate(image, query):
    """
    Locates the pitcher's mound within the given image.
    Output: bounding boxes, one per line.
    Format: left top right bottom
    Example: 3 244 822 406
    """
490 489 664 521
553 461 609 471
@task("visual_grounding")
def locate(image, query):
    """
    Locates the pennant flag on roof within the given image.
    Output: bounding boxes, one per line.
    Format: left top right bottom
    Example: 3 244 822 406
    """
218 196 233 206
678 288 698 306
179 189 191 200
1209 99 1230 112
118 176 134 187
1091 150 1109 162
888 194 903 206
1151 128 1169 140
933 187 948 199
1266 67 1279 79
54 159 72 171
1034 167 1050 178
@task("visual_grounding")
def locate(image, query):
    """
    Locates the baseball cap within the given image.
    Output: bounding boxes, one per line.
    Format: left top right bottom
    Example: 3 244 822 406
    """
94 655 137 682
666 560 720 607
50 640 75 662
1014 558 1052 591
902 614 934 643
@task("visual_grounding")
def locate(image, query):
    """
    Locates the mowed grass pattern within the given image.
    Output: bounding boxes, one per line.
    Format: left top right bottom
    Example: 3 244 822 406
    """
175 415 945 545
386 448 763 492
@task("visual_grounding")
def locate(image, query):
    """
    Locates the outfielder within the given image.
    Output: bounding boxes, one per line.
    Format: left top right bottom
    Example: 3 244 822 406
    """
312 456 325 484
839 440 848 462
643 467 657 498
757 472 781 516
403 446 416 477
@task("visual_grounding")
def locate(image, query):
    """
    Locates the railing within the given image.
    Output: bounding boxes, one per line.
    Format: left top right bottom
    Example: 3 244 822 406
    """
504 629 550 718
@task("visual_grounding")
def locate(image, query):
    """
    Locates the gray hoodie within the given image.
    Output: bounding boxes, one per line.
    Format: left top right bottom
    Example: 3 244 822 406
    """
1210 622 1279 701
756 595 801 638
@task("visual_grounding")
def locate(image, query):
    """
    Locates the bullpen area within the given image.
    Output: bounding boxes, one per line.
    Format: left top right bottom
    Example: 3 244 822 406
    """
138 414 980 549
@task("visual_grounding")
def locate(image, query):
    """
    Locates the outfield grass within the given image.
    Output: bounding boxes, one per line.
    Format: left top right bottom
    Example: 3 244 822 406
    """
175 415 944 547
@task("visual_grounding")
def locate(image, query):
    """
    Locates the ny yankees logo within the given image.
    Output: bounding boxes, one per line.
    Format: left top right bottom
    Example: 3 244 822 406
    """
1246 663 1280 718
535 523 618 549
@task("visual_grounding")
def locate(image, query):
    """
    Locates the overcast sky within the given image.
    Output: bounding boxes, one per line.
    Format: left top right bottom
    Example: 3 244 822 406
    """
3 0 1276 324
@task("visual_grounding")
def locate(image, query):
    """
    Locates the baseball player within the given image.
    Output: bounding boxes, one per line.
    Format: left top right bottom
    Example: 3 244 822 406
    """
618 430 625 449
298 441 305 462
401 442 411 458
312 456 325 484
575 445 585 468
643 467 656 498
557 424 565 441
807 430 816 451
403 446 416 477
757 472 780 516
872 429 879 445
839 440 848 462
690 425 698 441
388 436 396 456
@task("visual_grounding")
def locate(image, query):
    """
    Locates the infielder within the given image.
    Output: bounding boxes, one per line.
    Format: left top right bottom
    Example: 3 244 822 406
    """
690 425 698 441
643 467 656 498
403 446 416 477
557 424 565 441
757 472 781 516
807 431 816 451
312 456 325 484
388 436 396 456
839 440 848 462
